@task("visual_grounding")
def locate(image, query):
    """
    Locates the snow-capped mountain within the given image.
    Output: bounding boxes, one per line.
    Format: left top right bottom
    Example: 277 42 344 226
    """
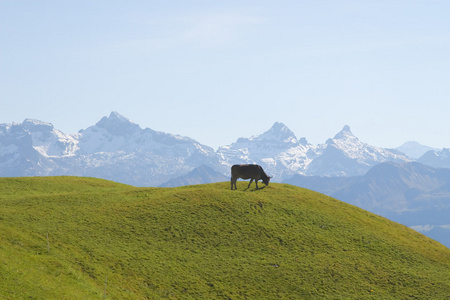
217 123 410 179
217 122 318 179
0 112 218 186
75 111 141 154
22 119 79 157
0 119 72 176
70 112 219 186
305 125 410 176
76 112 214 157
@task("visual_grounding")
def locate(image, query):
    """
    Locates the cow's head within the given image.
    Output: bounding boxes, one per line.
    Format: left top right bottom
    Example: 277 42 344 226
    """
263 176 272 186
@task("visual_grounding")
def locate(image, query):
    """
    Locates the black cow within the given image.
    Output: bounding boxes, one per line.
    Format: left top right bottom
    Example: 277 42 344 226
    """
231 164 271 190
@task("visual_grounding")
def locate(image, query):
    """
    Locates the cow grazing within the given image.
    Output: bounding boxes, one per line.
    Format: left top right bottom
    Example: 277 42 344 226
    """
231 164 271 190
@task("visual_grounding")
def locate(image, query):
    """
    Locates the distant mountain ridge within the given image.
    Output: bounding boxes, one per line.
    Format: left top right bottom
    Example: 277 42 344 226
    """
0 111 446 186
396 141 440 159
417 148 450 169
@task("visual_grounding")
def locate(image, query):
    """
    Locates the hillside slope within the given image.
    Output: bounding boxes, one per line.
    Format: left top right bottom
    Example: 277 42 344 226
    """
284 162 450 248
1 177 450 299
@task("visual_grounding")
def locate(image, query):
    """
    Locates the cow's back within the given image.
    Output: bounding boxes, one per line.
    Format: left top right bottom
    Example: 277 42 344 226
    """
231 164 261 179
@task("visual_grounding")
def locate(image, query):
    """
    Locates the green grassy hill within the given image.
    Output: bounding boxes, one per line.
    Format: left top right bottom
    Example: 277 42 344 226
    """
1 177 450 299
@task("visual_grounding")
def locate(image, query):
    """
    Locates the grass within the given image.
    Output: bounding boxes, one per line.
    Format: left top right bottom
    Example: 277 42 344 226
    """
1 176 450 299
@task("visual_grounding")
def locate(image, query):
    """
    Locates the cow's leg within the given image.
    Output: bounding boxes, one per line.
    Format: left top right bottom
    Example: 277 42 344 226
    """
255 179 259 189
248 178 253 189
231 177 236 190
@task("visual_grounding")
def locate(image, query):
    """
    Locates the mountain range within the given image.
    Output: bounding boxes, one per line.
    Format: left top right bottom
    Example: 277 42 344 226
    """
1 111 447 186
0 112 218 186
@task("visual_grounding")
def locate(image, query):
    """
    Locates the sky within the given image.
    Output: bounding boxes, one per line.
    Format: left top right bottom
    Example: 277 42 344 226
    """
1 0 450 150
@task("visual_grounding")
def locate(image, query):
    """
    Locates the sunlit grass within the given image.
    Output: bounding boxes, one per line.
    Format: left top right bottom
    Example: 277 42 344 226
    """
1 177 450 298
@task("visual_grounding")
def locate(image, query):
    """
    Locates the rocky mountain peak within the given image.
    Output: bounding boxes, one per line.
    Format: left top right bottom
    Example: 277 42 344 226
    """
257 122 298 144
333 125 356 140
22 119 55 132
94 111 140 136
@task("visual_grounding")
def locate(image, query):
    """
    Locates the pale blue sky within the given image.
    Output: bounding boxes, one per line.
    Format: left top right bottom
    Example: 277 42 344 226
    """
1 1 450 150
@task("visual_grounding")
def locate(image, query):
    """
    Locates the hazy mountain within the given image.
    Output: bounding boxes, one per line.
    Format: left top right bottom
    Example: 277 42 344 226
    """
332 162 450 213
417 148 450 169
283 174 359 196
396 141 439 159
159 165 229 187
285 161 450 215
284 162 450 248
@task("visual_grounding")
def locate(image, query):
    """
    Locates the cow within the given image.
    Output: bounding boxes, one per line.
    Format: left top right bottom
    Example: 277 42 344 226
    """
230 164 271 190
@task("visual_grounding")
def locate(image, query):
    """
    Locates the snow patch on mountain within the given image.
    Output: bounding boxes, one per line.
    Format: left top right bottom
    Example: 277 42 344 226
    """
20 119 79 157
